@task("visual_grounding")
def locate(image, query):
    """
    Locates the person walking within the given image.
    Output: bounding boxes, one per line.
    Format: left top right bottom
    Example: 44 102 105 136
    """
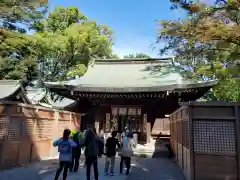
82 128 103 180
98 129 105 157
119 132 136 176
82 129 87 168
53 129 77 180
69 131 83 172
104 131 121 176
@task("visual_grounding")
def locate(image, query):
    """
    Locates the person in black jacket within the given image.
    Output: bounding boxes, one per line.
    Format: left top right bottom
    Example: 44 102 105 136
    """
82 128 104 180
69 132 81 172
104 131 121 176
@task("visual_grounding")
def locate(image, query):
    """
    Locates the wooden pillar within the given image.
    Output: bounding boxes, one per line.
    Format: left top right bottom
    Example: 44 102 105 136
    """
234 104 240 179
147 122 151 143
95 121 99 134
144 113 151 143
94 108 100 134
0 114 10 167
188 105 195 180
105 113 110 132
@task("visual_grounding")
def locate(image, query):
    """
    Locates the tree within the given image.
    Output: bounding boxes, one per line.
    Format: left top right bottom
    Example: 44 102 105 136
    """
1 0 48 32
34 6 115 81
0 0 48 81
124 53 151 58
110 54 120 59
157 0 240 101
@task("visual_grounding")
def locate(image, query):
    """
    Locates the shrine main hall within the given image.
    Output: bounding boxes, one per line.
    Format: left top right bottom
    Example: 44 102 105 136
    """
45 58 216 142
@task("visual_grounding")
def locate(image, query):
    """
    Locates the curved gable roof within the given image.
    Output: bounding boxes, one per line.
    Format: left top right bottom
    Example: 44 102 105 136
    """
45 58 217 93
0 80 32 103
0 80 23 99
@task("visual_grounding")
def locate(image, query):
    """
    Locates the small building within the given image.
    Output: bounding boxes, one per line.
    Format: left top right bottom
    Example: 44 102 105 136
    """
0 80 77 111
45 58 217 143
0 80 31 103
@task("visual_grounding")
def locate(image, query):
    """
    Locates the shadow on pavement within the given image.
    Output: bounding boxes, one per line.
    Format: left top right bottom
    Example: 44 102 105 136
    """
126 157 185 180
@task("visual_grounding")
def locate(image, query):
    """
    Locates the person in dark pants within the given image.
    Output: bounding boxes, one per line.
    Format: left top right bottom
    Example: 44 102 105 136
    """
69 131 82 172
119 132 135 176
53 129 77 180
104 131 121 176
120 156 131 175
98 129 105 157
82 128 104 180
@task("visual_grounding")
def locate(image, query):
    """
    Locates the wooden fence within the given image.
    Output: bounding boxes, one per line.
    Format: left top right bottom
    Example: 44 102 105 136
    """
0 101 80 169
169 101 240 180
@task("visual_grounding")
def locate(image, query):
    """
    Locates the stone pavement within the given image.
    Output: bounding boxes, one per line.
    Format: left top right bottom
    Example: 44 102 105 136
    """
126 157 185 180
42 156 127 180
0 156 185 180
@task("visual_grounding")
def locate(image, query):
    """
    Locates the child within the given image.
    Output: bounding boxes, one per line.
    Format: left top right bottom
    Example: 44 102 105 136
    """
53 129 77 180
104 131 121 176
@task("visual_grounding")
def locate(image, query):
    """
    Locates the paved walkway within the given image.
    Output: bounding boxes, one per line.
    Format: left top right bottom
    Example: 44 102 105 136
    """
0 156 185 180
42 156 126 180
126 157 185 180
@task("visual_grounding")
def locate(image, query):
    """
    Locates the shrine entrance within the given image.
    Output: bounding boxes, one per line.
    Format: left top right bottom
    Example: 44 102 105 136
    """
110 106 144 133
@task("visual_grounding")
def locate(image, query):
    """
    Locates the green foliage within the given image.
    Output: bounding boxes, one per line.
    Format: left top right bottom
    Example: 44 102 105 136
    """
34 7 115 81
213 78 240 102
0 0 47 81
1 0 48 32
1 5 115 82
124 53 151 58
157 0 240 101
110 54 120 59
34 6 87 32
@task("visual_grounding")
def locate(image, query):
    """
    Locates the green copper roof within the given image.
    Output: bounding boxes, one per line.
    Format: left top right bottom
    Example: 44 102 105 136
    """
45 58 217 92
25 87 47 104
0 80 76 108
45 93 76 109
0 80 22 100
25 86 76 109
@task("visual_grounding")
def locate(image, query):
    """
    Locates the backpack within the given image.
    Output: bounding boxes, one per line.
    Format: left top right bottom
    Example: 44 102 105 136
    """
121 137 134 157
122 136 129 149
72 133 80 147
97 136 104 157
58 139 71 154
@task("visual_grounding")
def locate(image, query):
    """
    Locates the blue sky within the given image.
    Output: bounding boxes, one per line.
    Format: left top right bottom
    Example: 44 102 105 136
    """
48 0 185 58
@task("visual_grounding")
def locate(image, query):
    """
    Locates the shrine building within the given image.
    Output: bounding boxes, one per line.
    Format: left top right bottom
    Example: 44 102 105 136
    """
45 58 217 143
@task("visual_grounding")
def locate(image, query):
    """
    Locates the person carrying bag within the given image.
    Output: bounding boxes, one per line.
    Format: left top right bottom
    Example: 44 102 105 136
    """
119 132 136 176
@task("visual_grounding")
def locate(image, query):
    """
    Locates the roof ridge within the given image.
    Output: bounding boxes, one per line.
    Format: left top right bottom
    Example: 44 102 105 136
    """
94 58 173 64
0 80 20 85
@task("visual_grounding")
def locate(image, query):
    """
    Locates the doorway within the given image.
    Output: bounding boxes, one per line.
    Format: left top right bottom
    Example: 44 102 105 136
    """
117 115 127 133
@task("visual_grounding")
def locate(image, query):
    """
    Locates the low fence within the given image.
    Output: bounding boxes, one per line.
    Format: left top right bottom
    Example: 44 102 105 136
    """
170 101 240 180
0 101 80 169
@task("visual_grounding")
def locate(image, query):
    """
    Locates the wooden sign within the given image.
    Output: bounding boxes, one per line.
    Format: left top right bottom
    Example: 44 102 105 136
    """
111 107 118 116
137 108 141 115
143 114 147 132
119 107 127 115
128 108 137 115
105 113 110 131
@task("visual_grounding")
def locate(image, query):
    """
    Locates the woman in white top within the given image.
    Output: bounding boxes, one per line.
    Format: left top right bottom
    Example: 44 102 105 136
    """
119 132 136 176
